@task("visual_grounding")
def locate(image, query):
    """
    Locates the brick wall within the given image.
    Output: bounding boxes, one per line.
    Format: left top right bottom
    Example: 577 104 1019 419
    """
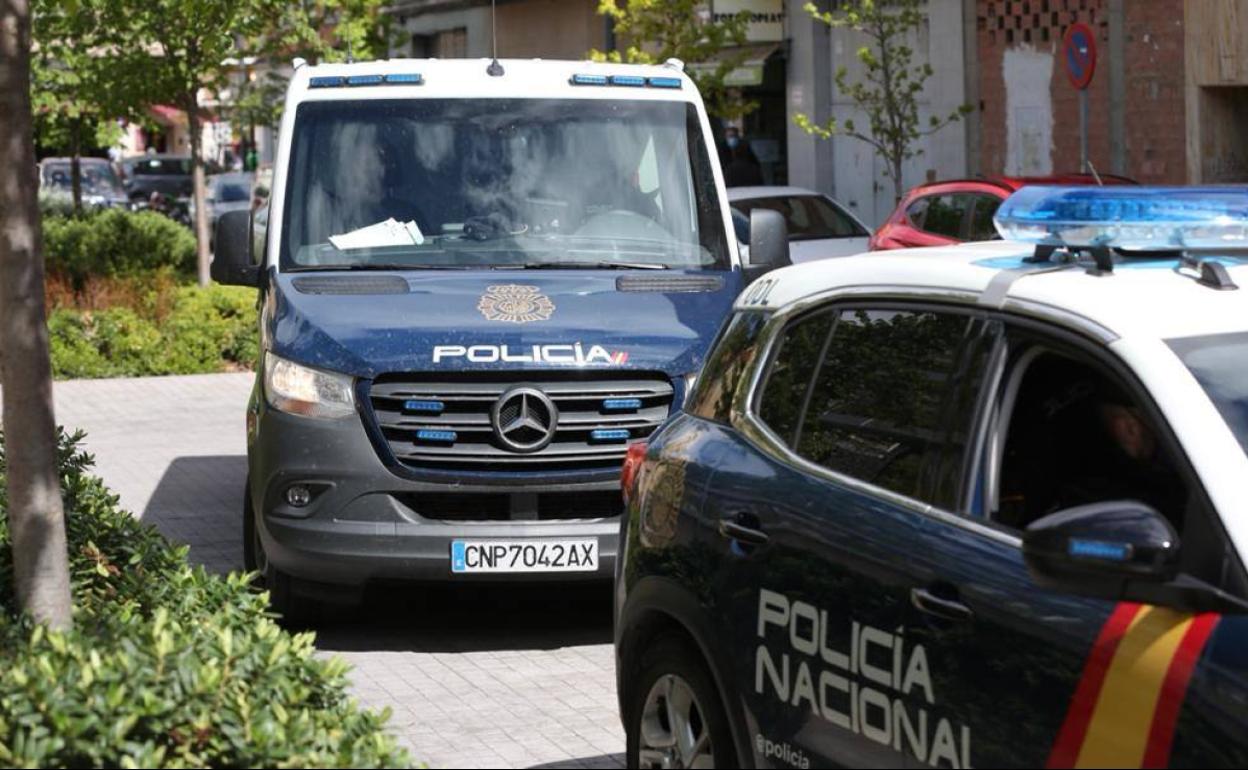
974 0 1187 182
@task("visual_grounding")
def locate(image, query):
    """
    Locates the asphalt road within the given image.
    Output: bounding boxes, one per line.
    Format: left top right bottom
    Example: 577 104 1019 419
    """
52 372 625 769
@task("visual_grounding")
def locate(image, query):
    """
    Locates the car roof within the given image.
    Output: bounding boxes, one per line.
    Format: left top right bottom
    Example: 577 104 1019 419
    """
41 157 111 165
726 186 823 201
739 240 1248 342
291 58 701 105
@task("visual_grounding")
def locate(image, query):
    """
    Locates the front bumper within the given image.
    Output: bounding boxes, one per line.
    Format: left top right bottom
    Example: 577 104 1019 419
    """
248 387 620 587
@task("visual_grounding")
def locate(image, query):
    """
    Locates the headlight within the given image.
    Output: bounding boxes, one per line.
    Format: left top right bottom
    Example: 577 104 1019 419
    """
263 352 355 419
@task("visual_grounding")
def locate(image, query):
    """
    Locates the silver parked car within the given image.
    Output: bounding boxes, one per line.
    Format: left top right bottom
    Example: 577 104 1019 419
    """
728 186 871 264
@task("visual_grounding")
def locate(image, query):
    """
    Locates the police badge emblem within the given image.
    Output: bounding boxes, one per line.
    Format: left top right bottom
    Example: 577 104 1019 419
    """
478 284 556 324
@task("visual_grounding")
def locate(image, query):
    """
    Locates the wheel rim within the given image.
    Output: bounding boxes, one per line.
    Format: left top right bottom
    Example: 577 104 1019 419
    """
637 674 715 769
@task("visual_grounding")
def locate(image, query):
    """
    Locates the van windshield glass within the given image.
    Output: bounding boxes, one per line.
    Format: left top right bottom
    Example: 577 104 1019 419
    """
281 98 729 271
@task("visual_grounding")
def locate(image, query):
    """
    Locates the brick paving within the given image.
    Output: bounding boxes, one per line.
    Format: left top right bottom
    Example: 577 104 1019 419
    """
49 373 625 769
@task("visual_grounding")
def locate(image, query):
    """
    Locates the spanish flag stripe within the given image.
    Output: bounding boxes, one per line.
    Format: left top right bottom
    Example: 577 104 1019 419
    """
1047 602 1144 769
1140 613 1220 769
1075 606 1193 768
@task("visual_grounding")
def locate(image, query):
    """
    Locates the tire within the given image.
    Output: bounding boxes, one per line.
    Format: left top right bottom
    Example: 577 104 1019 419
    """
626 634 738 769
242 477 317 626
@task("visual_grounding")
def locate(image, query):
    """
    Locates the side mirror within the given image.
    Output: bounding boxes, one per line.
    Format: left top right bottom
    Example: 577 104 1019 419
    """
746 209 790 271
1023 500 1179 601
211 209 261 287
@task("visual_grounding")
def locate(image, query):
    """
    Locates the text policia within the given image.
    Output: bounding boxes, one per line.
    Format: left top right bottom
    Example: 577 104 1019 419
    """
755 589 973 768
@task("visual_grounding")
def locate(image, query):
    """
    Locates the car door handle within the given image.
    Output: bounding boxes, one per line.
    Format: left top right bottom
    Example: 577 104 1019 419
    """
910 587 974 623
718 517 769 546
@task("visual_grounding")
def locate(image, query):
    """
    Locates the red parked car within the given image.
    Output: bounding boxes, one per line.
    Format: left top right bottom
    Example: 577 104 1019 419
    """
870 173 1136 250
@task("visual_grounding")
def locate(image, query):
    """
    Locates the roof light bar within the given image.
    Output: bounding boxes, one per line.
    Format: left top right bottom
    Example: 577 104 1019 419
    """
571 73 609 86
610 74 647 87
384 73 424 85
346 74 384 86
995 186 1248 251
571 73 684 89
309 73 423 89
308 76 346 88
647 76 683 89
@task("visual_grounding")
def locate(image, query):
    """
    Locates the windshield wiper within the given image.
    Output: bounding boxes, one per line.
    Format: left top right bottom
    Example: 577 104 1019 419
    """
515 260 669 271
287 263 474 272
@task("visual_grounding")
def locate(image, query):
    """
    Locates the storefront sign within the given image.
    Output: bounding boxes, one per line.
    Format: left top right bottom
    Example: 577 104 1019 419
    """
712 0 785 43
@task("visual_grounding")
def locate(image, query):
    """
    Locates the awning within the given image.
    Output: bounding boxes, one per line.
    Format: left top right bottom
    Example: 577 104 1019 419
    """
687 43 782 88
149 105 187 126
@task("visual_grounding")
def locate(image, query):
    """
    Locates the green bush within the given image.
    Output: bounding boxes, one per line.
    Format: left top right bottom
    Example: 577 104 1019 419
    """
43 209 197 286
48 284 257 379
0 430 410 768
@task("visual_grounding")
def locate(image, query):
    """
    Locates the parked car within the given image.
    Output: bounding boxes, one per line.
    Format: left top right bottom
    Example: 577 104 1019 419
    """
729 186 871 264
871 173 1136 250
38 157 130 210
121 154 194 203
206 172 254 249
617 185 1248 768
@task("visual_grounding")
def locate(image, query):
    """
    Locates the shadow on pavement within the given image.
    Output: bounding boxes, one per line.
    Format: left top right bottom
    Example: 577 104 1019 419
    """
530 753 626 769
314 581 614 654
142 455 248 575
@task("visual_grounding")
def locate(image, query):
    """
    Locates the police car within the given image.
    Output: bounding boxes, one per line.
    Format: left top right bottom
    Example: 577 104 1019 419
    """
615 186 1248 768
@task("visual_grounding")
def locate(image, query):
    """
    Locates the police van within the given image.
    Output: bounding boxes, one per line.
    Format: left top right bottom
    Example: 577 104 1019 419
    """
615 186 1248 767
208 58 790 616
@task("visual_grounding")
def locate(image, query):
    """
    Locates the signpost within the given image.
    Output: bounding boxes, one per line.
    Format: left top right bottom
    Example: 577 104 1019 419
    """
1063 23 1098 173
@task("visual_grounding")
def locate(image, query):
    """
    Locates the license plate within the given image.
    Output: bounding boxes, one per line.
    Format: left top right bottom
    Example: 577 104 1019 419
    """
450 539 598 573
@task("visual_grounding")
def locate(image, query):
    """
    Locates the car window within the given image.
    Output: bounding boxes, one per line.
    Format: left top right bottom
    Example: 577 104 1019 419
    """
733 195 868 241
967 194 1003 241
755 309 837 445
993 349 1188 532
789 308 976 501
905 197 929 228
919 194 971 238
687 311 769 423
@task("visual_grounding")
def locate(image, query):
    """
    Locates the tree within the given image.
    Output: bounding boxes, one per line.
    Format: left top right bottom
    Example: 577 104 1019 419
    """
794 0 971 202
0 0 74 630
591 0 754 120
31 0 140 215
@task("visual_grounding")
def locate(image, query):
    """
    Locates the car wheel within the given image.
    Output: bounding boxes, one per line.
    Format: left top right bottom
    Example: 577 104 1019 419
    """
243 478 317 625
627 635 736 769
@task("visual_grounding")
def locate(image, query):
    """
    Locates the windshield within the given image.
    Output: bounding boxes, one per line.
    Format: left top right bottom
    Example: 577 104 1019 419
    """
42 162 123 195
131 158 192 176
1169 332 1248 458
731 195 869 243
281 98 729 271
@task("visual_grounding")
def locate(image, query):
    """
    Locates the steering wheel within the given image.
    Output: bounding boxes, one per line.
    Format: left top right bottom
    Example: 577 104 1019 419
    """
574 209 671 241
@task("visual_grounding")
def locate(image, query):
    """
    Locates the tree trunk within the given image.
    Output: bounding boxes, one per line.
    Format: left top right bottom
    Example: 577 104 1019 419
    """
0 0 74 631
187 96 210 287
70 117 82 215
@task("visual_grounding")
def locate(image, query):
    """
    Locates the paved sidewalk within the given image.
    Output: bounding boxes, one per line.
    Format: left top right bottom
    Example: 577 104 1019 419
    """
49 373 625 769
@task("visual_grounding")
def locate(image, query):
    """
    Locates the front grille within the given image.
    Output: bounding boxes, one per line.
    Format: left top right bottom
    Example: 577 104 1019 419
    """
369 372 674 471
396 490 622 522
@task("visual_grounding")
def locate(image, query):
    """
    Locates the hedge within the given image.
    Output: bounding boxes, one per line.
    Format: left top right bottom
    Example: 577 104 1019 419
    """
43 209 197 287
0 430 410 768
48 284 258 379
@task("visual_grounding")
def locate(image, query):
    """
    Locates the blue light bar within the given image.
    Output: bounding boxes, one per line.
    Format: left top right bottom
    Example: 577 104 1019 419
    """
416 429 457 443
590 428 630 442
309 76 346 89
647 76 683 89
384 73 424 85
602 398 643 411
610 75 647 87
404 399 444 413
571 74 609 86
995 186 1248 251
347 74 384 86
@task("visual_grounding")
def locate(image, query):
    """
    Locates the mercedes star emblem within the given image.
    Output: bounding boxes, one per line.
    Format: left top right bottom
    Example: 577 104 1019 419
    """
491 386 558 453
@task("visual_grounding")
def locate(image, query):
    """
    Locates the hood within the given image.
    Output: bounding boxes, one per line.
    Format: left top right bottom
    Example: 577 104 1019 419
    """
266 269 742 379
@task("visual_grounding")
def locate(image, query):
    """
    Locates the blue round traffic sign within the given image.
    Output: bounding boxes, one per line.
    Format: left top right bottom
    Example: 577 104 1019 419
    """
1063 23 1097 90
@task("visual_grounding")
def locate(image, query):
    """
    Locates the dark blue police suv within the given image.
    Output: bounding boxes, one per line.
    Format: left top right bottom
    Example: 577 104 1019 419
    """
615 233 1248 768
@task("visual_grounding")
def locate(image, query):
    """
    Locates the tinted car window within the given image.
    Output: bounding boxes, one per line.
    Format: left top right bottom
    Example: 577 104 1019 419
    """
756 310 837 445
794 309 974 500
131 158 192 175
687 311 769 423
919 194 970 238
1168 331 1248 459
968 194 1003 241
732 195 868 241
